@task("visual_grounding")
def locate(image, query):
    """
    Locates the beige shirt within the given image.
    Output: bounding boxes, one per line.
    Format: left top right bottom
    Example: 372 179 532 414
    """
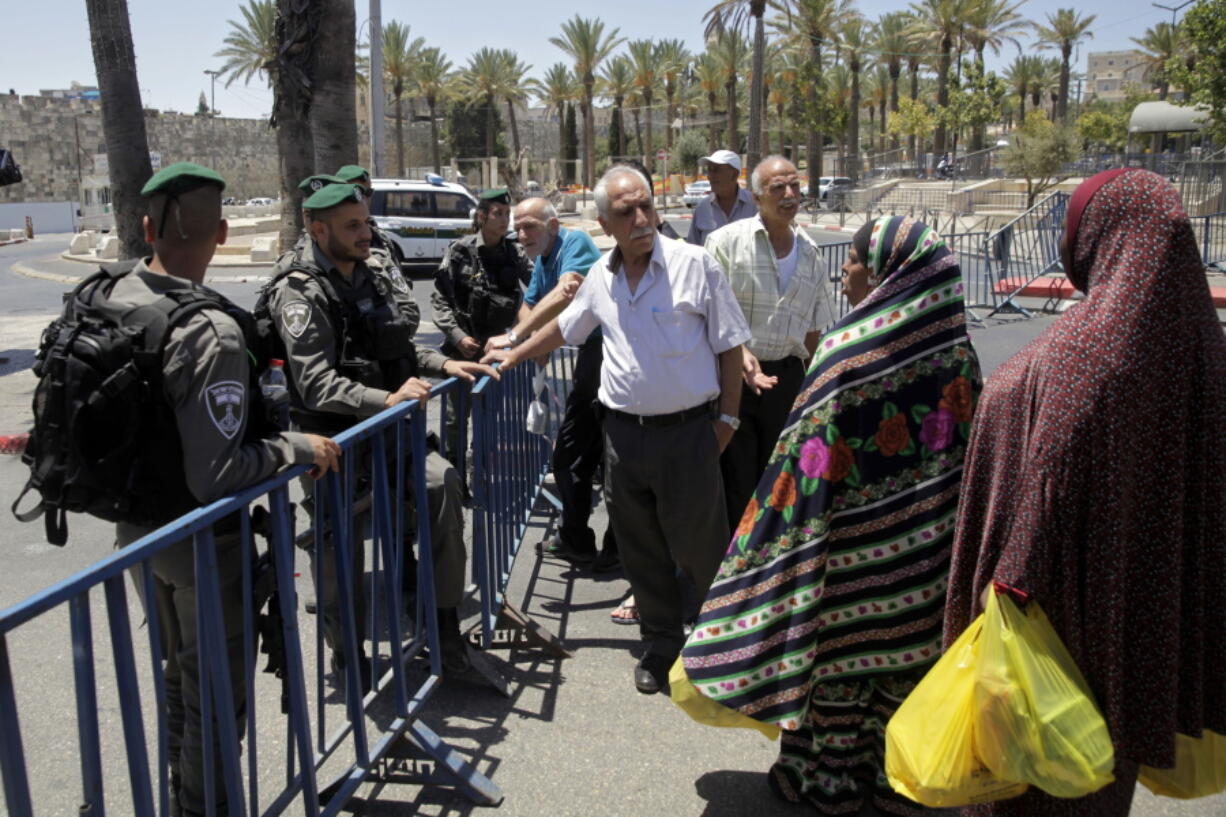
704 215 836 362
557 236 752 416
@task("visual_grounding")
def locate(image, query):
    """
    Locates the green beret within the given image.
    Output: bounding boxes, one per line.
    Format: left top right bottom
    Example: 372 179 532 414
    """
141 162 226 197
302 182 367 211
479 187 510 204
334 164 370 183
297 173 346 193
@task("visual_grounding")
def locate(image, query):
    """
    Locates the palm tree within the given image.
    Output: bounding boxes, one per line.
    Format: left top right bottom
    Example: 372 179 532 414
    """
704 0 769 168
772 0 857 181
382 21 424 176
709 28 750 153
627 40 662 170
1004 53 1036 124
868 65 891 154
459 47 511 161
656 39 692 150
496 50 533 157
770 46 803 158
693 51 725 152
1030 56 1061 116
1131 22 1181 100
413 47 452 173
85 0 152 259
839 16 870 180
873 12 912 150
271 0 315 249
536 63 578 172
908 0 973 155
1034 8 1096 122
214 0 276 88
550 15 625 189
965 0 1029 66
311 0 358 171
600 56 634 157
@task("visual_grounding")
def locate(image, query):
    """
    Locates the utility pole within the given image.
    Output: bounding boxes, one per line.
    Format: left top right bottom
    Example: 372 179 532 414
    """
369 0 386 177
203 69 221 115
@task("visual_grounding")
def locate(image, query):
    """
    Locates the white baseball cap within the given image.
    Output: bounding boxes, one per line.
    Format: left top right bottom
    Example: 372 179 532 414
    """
702 150 742 171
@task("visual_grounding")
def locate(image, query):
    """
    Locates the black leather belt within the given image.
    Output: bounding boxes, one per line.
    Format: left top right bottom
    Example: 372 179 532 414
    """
603 401 714 428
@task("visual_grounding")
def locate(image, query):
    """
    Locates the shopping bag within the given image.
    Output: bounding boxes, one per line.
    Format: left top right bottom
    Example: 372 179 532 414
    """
1139 730 1226 799
974 590 1115 799
525 365 549 436
668 658 782 741
885 615 1029 807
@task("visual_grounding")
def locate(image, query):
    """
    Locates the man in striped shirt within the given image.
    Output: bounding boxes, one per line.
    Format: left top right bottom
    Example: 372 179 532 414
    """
704 156 836 529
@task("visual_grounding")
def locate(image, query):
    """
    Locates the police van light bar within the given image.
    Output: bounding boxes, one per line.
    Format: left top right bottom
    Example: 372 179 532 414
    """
425 173 445 186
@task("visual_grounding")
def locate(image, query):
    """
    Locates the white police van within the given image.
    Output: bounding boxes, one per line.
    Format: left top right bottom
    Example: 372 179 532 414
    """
368 174 479 264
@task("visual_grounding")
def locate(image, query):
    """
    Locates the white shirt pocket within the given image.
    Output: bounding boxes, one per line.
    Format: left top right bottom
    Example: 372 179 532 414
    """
651 305 704 357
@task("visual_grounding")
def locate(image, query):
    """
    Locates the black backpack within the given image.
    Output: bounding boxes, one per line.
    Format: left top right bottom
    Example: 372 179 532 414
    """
0 148 21 187
13 260 266 546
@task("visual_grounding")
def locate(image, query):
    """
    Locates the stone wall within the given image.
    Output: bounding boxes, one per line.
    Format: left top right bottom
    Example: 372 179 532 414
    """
0 92 576 203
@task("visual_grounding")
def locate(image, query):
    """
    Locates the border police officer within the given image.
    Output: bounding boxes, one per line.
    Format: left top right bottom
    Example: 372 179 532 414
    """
118 163 341 817
262 180 494 681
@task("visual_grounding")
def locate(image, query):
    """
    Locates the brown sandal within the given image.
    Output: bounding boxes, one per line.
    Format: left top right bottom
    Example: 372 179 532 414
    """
610 595 638 625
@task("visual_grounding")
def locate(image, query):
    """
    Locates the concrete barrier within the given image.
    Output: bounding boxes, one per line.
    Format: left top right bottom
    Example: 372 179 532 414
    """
97 236 119 260
250 236 277 262
69 233 92 254
9 228 26 241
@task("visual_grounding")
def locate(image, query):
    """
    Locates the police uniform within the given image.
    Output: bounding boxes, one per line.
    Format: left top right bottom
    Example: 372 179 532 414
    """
116 163 318 817
295 174 418 338
263 181 468 672
430 188 532 357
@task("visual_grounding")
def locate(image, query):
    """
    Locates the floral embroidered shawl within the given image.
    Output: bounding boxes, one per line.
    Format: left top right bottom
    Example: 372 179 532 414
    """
680 216 982 729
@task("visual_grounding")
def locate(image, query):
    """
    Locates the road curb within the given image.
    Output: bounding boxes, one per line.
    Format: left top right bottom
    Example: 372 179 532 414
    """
59 251 276 271
0 434 29 456
0 237 29 247
15 260 273 286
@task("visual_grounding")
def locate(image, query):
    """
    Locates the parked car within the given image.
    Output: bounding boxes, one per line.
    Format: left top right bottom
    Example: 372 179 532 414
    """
820 177 855 204
368 176 479 265
682 180 711 208
245 197 275 206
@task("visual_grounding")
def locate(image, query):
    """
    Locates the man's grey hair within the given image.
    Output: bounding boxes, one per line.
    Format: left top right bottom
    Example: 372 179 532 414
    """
516 197 558 222
594 165 652 218
750 155 795 196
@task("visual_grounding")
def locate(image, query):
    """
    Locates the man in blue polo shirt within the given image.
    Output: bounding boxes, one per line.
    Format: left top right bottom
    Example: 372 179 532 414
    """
486 197 618 571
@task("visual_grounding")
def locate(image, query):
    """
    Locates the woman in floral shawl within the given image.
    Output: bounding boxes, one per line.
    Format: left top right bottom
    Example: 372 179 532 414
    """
679 215 982 816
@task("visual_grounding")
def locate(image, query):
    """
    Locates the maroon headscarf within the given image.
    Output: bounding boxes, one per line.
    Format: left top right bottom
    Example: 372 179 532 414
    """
944 170 1226 776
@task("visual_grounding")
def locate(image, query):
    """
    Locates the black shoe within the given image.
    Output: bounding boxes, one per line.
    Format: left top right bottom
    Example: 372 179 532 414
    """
542 535 596 566
304 599 317 615
437 607 472 675
330 650 372 695
634 654 672 696
592 548 621 573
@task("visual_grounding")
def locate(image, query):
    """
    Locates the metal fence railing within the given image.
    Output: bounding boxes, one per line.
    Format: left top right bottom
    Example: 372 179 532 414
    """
1191 211 1226 267
468 348 578 660
0 380 504 817
979 191 1069 318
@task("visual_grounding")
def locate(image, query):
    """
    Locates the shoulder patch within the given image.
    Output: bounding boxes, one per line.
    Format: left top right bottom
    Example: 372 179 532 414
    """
281 301 312 338
204 380 245 439
388 268 410 294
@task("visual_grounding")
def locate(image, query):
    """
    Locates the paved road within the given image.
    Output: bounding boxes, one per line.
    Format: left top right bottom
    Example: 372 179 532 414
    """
1 236 1220 816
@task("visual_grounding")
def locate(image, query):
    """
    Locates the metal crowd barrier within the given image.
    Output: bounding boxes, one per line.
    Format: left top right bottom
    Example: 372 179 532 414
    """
0 379 502 817
978 191 1069 318
467 348 579 662
1190 211 1226 266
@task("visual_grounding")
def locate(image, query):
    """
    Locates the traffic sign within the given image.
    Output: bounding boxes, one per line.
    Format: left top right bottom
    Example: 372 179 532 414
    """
656 148 667 162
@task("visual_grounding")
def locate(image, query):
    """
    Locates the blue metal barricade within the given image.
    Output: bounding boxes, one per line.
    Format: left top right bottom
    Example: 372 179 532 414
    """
1191 212 1226 266
0 380 501 816
978 191 1069 318
468 348 578 657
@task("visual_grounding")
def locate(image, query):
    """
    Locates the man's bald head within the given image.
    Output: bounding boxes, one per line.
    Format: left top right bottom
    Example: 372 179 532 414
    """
513 197 560 258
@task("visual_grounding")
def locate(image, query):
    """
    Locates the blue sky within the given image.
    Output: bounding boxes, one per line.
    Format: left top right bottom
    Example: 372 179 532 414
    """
1 0 1179 120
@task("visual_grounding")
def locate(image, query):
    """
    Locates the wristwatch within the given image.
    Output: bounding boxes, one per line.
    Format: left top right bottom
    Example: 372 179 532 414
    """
718 413 741 430
506 329 521 347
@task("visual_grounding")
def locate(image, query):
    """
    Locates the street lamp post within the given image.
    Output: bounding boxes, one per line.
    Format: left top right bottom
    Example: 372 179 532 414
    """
1152 0 1193 26
203 69 221 115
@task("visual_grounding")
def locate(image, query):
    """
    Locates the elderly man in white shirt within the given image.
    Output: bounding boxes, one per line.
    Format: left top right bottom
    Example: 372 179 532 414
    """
484 165 751 696
686 149 758 247
704 155 836 530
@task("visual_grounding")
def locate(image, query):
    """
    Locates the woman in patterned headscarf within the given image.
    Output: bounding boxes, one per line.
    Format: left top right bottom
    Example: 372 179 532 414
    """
943 170 1226 816
678 216 983 816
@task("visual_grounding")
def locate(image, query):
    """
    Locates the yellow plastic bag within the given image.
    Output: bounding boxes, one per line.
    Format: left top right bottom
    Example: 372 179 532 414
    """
1139 730 1226 799
668 658 782 741
885 614 1029 807
974 590 1115 798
